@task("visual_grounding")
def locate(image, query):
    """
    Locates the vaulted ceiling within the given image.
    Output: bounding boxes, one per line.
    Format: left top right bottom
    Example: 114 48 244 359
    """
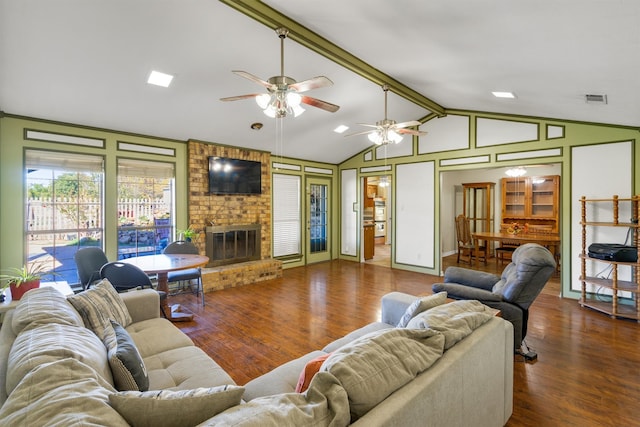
1 0 639 164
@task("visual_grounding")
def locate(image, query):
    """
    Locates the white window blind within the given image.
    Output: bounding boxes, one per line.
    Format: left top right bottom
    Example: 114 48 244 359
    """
26 150 103 173
273 173 301 257
117 158 175 179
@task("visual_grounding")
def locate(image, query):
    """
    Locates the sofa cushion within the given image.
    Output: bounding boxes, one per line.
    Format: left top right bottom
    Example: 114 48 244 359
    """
109 385 244 427
144 346 236 390
405 300 497 349
125 318 194 358
0 358 127 426
202 371 350 427
321 322 391 353
396 291 448 327
12 287 83 335
68 279 132 341
321 327 445 421
6 322 113 395
104 320 149 391
296 352 332 393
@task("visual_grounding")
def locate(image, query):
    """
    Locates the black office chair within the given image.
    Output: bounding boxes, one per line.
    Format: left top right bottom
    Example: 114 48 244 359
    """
100 262 167 317
163 241 204 306
74 247 109 290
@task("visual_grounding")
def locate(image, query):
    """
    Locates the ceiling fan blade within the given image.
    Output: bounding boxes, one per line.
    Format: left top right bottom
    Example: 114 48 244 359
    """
397 128 428 136
220 93 263 102
300 95 340 113
393 120 422 129
232 70 272 89
344 129 378 138
355 123 379 128
290 76 333 93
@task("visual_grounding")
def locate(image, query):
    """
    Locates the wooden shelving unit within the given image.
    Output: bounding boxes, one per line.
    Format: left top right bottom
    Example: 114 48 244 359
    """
579 195 640 321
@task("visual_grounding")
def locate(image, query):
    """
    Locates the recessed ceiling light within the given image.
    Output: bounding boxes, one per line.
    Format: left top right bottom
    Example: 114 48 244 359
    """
147 70 174 87
334 125 349 134
492 91 516 99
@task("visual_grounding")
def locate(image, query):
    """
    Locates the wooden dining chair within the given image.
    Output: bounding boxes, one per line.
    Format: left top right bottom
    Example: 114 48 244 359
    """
495 224 520 266
455 214 487 264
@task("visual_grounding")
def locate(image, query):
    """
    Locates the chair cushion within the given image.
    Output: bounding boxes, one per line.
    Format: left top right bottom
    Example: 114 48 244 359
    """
109 385 244 427
167 268 200 282
67 279 132 340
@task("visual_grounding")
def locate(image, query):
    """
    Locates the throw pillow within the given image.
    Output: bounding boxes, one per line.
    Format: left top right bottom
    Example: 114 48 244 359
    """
295 352 331 393
405 299 495 349
321 328 444 421
68 279 132 340
104 320 149 391
396 291 447 327
109 385 245 427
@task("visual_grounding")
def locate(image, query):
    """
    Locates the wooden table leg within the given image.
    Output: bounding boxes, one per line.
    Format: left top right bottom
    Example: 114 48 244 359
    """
157 273 193 322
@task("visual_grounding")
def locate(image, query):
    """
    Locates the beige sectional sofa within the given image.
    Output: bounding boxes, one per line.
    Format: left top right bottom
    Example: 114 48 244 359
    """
0 281 513 426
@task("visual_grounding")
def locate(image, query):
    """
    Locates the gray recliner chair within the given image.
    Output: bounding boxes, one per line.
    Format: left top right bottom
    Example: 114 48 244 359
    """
433 243 556 358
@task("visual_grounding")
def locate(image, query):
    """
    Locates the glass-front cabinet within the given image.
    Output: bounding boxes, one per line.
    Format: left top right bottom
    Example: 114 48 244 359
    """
501 175 560 232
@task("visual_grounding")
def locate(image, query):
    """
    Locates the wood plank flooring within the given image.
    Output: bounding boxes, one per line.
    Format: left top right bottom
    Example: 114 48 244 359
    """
173 256 640 427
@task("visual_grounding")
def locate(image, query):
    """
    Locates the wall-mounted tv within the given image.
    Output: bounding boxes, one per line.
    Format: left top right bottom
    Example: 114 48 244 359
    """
208 156 262 195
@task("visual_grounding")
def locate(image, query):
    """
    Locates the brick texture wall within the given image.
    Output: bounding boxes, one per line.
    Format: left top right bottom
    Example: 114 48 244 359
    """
187 140 271 259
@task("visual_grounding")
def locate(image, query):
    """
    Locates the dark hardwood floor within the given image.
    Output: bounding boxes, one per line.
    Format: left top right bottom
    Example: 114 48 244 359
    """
173 255 640 427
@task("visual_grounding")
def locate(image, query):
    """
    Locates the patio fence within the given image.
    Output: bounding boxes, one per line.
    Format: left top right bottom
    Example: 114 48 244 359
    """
26 197 171 232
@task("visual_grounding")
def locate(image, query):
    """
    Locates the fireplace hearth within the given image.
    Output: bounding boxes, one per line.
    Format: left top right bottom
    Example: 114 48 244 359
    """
205 224 261 267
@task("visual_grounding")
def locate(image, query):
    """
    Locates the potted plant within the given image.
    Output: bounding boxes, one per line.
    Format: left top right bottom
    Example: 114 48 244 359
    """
177 226 200 242
0 262 50 301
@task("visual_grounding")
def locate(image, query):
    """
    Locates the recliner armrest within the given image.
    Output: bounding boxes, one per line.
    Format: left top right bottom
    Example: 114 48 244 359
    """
432 282 502 302
444 266 500 291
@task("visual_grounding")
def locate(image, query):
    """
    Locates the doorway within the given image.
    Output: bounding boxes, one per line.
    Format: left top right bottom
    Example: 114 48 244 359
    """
363 175 392 267
440 163 561 274
306 176 332 264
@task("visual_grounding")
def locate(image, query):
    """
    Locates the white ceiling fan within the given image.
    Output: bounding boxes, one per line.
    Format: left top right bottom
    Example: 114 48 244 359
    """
346 84 426 145
220 27 340 118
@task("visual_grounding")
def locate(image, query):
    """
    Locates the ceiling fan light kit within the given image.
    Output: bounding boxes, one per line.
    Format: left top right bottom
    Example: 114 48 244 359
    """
347 84 426 146
220 27 339 118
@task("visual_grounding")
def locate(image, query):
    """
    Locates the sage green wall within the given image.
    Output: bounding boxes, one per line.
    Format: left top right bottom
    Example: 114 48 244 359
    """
0 116 189 273
338 110 640 298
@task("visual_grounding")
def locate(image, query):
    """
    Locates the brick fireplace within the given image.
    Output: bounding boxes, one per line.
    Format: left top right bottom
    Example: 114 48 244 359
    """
187 140 281 290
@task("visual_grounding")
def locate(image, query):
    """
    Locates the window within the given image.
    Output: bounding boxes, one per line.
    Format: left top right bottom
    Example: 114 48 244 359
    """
116 159 175 259
272 173 301 257
25 150 104 285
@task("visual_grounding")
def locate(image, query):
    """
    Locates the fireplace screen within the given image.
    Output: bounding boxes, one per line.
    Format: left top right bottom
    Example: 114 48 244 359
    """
206 224 261 267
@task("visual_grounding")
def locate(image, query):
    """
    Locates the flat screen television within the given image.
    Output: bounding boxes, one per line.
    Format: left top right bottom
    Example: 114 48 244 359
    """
208 156 262 195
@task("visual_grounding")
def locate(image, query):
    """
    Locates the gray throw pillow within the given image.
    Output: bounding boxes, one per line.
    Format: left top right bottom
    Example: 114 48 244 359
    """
104 320 149 391
396 291 447 327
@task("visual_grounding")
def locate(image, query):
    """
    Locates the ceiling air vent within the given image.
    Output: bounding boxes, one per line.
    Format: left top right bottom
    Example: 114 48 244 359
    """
585 94 607 104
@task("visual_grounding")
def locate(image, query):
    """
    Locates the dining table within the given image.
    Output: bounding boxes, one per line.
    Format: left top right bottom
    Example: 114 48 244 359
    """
471 231 560 267
120 253 209 322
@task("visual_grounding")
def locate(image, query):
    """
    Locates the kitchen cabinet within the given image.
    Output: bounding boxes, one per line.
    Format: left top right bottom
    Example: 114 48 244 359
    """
501 175 559 232
363 223 375 260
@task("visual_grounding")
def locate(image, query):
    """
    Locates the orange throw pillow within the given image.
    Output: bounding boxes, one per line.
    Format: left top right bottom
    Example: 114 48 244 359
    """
295 353 331 393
